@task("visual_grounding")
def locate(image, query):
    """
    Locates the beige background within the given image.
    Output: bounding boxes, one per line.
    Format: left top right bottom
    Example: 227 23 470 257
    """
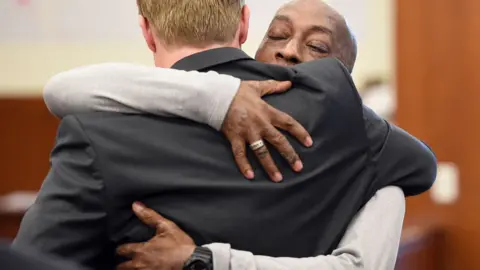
0 0 393 95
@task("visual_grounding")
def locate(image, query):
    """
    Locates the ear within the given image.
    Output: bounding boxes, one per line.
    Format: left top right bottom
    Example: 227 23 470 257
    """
239 5 250 45
139 15 156 53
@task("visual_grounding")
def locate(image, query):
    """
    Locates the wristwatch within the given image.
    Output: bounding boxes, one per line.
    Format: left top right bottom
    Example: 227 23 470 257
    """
183 246 213 270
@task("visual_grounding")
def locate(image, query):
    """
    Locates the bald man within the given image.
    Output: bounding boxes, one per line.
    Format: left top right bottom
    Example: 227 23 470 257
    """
36 1 432 269
255 0 357 72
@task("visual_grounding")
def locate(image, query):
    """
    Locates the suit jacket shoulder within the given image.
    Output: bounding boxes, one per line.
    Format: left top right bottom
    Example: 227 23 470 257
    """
293 58 362 107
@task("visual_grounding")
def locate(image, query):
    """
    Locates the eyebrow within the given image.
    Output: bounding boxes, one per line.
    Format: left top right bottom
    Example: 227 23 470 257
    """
308 25 333 36
272 15 333 36
272 15 293 24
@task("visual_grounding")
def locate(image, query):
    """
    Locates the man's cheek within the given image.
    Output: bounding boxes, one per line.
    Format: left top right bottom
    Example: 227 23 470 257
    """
255 48 276 63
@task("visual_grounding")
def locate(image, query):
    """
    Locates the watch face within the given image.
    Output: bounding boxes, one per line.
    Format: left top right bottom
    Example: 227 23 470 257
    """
189 260 208 270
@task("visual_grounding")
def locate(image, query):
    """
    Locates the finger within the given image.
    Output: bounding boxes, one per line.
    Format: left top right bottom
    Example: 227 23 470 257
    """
116 261 133 270
249 135 282 182
255 80 292 96
262 125 302 172
270 107 313 147
230 138 255 179
132 202 170 232
117 260 145 270
116 243 144 258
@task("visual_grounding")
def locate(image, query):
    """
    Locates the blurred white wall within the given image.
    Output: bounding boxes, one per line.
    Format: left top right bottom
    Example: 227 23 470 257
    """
0 0 393 95
354 0 394 85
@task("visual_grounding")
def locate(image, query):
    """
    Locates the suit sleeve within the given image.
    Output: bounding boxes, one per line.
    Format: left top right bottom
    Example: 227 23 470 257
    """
1 243 87 270
294 58 437 196
204 187 405 270
12 116 111 270
363 106 437 196
321 59 436 196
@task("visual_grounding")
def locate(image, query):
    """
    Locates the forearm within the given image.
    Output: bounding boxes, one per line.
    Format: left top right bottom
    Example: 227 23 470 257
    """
43 63 241 130
205 243 361 270
204 187 405 270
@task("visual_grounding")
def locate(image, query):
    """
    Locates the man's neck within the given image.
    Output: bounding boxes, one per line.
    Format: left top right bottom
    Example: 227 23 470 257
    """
154 43 240 68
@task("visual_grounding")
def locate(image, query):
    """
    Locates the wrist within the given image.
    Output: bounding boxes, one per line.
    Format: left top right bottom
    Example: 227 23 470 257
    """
183 246 213 270
205 73 240 130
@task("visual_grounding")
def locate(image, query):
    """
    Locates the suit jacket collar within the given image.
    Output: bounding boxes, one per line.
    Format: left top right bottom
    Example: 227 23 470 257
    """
172 47 253 71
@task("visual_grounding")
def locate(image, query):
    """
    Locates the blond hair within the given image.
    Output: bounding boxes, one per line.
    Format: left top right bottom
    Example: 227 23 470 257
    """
137 0 245 47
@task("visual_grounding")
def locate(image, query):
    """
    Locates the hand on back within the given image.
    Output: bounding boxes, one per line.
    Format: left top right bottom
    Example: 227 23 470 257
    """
222 80 313 182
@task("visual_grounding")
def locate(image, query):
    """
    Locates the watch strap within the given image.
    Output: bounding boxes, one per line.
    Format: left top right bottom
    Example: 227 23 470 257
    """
183 246 213 270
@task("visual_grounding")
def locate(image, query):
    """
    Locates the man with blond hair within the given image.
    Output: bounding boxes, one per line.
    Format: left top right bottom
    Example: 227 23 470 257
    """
14 1 436 270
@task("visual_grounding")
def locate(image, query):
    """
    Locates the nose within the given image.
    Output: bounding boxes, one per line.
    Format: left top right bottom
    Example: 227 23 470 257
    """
275 42 301 65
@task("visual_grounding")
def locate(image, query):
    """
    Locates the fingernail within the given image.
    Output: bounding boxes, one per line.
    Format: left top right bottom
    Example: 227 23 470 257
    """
245 170 254 179
293 161 303 172
133 202 145 212
273 173 283 182
304 137 313 147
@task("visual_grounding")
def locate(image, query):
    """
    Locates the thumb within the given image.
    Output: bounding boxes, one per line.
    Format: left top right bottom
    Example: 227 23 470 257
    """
257 80 292 96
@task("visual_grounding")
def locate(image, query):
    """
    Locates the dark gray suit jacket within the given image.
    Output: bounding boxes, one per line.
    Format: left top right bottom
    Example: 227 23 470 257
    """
0 242 84 270
13 48 437 270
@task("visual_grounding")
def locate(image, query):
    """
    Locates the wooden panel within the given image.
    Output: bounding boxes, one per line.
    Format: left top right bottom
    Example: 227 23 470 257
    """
0 98 58 195
0 213 24 240
396 221 445 270
396 229 445 270
396 0 480 268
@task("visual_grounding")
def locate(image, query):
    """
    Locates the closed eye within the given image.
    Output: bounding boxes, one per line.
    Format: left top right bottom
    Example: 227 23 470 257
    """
268 35 287 41
308 45 329 54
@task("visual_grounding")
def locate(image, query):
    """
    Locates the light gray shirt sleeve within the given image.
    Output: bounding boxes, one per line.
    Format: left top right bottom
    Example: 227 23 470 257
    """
43 63 241 130
204 186 405 270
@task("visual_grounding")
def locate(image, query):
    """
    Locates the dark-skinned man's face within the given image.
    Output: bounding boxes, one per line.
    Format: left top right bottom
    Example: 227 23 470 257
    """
255 0 341 66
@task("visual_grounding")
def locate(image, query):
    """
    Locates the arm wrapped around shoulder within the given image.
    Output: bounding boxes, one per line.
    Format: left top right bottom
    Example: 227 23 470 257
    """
376 124 438 196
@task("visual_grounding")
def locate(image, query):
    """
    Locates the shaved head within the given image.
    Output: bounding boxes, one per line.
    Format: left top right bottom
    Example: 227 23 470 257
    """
255 0 357 72
321 2 357 72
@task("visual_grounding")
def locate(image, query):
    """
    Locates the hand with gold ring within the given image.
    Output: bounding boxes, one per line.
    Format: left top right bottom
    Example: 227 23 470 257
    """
221 80 313 182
